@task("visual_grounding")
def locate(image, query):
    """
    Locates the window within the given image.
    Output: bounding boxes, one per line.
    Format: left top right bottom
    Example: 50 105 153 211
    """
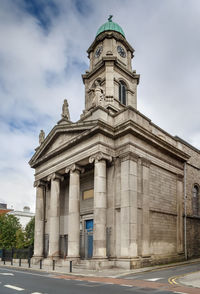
119 81 126 105
192 184 199 216
83 189 94 200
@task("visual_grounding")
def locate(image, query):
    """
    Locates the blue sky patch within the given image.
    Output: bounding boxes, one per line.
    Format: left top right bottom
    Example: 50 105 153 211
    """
8 119 37 133
22 0 59 31
64 58 88 79
74 0 93 16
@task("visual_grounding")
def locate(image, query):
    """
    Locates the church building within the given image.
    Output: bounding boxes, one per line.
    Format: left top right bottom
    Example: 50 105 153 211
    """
30 17 200 269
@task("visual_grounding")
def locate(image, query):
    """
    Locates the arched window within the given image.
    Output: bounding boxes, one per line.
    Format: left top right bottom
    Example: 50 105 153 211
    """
119 81 126 105
192 184 199 215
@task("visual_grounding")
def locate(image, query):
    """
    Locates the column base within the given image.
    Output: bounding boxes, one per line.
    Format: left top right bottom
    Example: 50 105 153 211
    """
92 256 108 259
47 255 60 260
115 257 140 269
76 258 114 270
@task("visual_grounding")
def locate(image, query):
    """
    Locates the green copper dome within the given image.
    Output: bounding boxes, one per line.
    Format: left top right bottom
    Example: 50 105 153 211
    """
96 16 125 38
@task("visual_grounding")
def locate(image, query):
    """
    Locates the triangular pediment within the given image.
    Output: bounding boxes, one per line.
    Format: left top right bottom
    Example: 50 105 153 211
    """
45 132 80 155
29 121 98 167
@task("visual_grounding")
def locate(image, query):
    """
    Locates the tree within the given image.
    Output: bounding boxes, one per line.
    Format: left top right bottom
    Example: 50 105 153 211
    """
24 217 35 248
0 214 22 248
16 229 25 249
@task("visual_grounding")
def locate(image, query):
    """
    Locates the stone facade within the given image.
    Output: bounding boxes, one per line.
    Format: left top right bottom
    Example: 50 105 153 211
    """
29 19 200 269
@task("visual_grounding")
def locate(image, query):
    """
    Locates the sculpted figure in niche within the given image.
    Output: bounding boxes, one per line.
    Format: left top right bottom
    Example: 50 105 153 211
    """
62 99 70 120
39 130 45 145
91 80 105 107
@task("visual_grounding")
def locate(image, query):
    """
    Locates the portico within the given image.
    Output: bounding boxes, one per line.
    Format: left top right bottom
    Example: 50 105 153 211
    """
33 151 115 263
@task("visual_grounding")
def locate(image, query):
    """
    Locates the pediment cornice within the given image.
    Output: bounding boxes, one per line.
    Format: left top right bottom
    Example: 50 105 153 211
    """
29 121 97 167
29 120 114 168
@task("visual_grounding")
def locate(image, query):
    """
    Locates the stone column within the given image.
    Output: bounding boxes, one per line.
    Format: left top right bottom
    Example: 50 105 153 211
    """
120 152 139 258
47 172 64 258
177 174 184 253
141 158 151 257
33 180 46 258
89 152 112 258
65 164 84 258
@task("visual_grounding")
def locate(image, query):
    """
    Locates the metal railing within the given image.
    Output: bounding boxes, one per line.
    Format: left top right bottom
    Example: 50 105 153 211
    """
1 247 33 261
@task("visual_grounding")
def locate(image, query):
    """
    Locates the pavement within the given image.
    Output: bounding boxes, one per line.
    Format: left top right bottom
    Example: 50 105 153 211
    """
0 258 200 290
178 270 200 288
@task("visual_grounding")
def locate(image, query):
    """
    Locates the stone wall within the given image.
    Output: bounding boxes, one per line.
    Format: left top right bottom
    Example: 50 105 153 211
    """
149 165 177 214
179 141 200 258
150 211 177 255
80 171 94 215
149 164 177 255
186 217 200 258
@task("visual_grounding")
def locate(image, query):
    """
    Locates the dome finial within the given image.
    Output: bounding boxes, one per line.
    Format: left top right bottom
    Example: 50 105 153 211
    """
108 15 113 22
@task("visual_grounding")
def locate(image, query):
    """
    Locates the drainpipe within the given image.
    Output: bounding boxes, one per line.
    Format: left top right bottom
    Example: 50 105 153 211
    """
184 162 187 260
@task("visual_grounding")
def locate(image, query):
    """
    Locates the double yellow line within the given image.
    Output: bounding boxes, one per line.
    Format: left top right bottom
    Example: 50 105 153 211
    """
168 270 199 285
168 275 180 285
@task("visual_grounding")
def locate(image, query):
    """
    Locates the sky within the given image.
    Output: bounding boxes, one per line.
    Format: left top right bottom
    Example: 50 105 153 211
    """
0 0 200 212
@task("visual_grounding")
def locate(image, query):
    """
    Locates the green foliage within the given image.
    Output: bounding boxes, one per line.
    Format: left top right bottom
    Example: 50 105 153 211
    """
0 214 35 249
0 214 22 248
16 229 25 249
24 217 35 247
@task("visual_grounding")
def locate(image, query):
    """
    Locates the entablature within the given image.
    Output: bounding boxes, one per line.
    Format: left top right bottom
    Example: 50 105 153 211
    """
82 57 139 84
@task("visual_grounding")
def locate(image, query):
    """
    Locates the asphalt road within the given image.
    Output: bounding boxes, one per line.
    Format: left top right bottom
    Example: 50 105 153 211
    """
120 260 200 283
0 266 178 294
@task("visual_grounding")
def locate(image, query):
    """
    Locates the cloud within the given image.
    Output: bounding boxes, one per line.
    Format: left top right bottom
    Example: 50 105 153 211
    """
0 0 200 211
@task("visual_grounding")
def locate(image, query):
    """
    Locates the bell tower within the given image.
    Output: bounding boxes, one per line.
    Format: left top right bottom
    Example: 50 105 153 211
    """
82 16 140 113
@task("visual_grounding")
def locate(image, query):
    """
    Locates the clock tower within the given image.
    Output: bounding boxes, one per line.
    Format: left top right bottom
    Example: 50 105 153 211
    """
82 16 140 113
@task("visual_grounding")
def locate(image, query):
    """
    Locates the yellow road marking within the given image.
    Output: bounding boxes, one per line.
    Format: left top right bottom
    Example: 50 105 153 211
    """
168 270 200 285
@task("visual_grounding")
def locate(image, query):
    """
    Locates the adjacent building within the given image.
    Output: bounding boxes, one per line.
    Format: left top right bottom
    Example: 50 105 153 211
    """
0 203 13 215
29 18 200 269
8 206 35 229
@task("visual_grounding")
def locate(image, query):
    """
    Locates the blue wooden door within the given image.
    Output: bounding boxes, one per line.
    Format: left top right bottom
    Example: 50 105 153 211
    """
86 220 93 258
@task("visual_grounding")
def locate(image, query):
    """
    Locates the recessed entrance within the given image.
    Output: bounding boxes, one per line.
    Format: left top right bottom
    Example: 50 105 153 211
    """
85 219 93 258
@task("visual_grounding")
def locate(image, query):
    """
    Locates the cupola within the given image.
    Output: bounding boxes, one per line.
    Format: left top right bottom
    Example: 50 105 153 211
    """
96 15 125 38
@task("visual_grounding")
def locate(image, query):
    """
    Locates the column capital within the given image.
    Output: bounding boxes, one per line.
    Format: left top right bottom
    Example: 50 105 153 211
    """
34 180 46 188
89 152 112 164
119 151 139 163
47 172 64 182
65 163 84 174
141 157 151 168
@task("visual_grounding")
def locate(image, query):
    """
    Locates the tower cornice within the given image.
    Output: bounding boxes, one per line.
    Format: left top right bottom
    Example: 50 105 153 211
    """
87 31 134 55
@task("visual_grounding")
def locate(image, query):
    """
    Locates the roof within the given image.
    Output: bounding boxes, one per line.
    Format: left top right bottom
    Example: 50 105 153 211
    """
8 210 35 217
0 209 13 215
96 16 125 38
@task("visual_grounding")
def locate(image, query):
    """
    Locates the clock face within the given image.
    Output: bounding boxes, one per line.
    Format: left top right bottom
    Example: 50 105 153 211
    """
95 45 103 58
117 45 126 58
